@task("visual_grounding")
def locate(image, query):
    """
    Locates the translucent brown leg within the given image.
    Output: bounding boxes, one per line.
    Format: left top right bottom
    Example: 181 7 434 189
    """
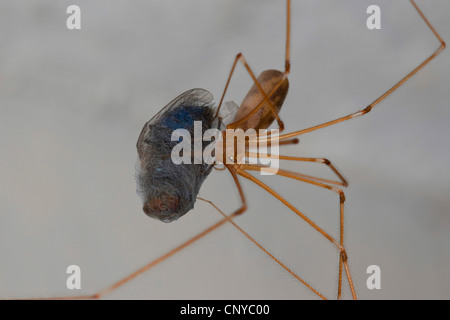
236 166 357 300
10 168 247 300
198 197 327 300
213 0 292 131
246 152 348 187
260 0 445 143
216 165 328 299
243 153 349 298
241 163 348 298
12 213 241 300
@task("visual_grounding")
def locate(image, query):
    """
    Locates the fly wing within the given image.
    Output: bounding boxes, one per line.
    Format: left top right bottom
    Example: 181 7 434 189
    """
148 88 214 126
219 101 240 129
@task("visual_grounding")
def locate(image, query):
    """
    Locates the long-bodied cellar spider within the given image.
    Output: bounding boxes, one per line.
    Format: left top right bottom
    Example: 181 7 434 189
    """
0 0 448 300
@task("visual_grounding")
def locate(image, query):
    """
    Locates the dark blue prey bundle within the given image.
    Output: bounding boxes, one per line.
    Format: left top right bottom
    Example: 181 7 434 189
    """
136 89 220 222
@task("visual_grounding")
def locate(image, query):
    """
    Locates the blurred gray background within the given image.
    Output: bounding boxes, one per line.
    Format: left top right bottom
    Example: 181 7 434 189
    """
0 0 449 299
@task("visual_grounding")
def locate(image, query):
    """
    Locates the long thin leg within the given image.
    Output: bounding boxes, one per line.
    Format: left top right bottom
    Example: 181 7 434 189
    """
246 152 348 187
245 152 349 298
14 168 247 300
83 168 246 299
236 167 357 299
15 213 240 300
240 163 348 298
259 0 445 143
197 197 327 299
213 0 292 131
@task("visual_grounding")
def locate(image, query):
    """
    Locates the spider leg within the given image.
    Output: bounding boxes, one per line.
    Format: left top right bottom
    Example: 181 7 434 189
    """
246 152 348 187
244 152 350 298
213 0 292 132
198 197 327 300
10 167 247 300
260 0 445 142
236 166 357 299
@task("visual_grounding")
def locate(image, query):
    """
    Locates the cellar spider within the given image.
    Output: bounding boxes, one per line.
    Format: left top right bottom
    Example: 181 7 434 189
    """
1 0 446 300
